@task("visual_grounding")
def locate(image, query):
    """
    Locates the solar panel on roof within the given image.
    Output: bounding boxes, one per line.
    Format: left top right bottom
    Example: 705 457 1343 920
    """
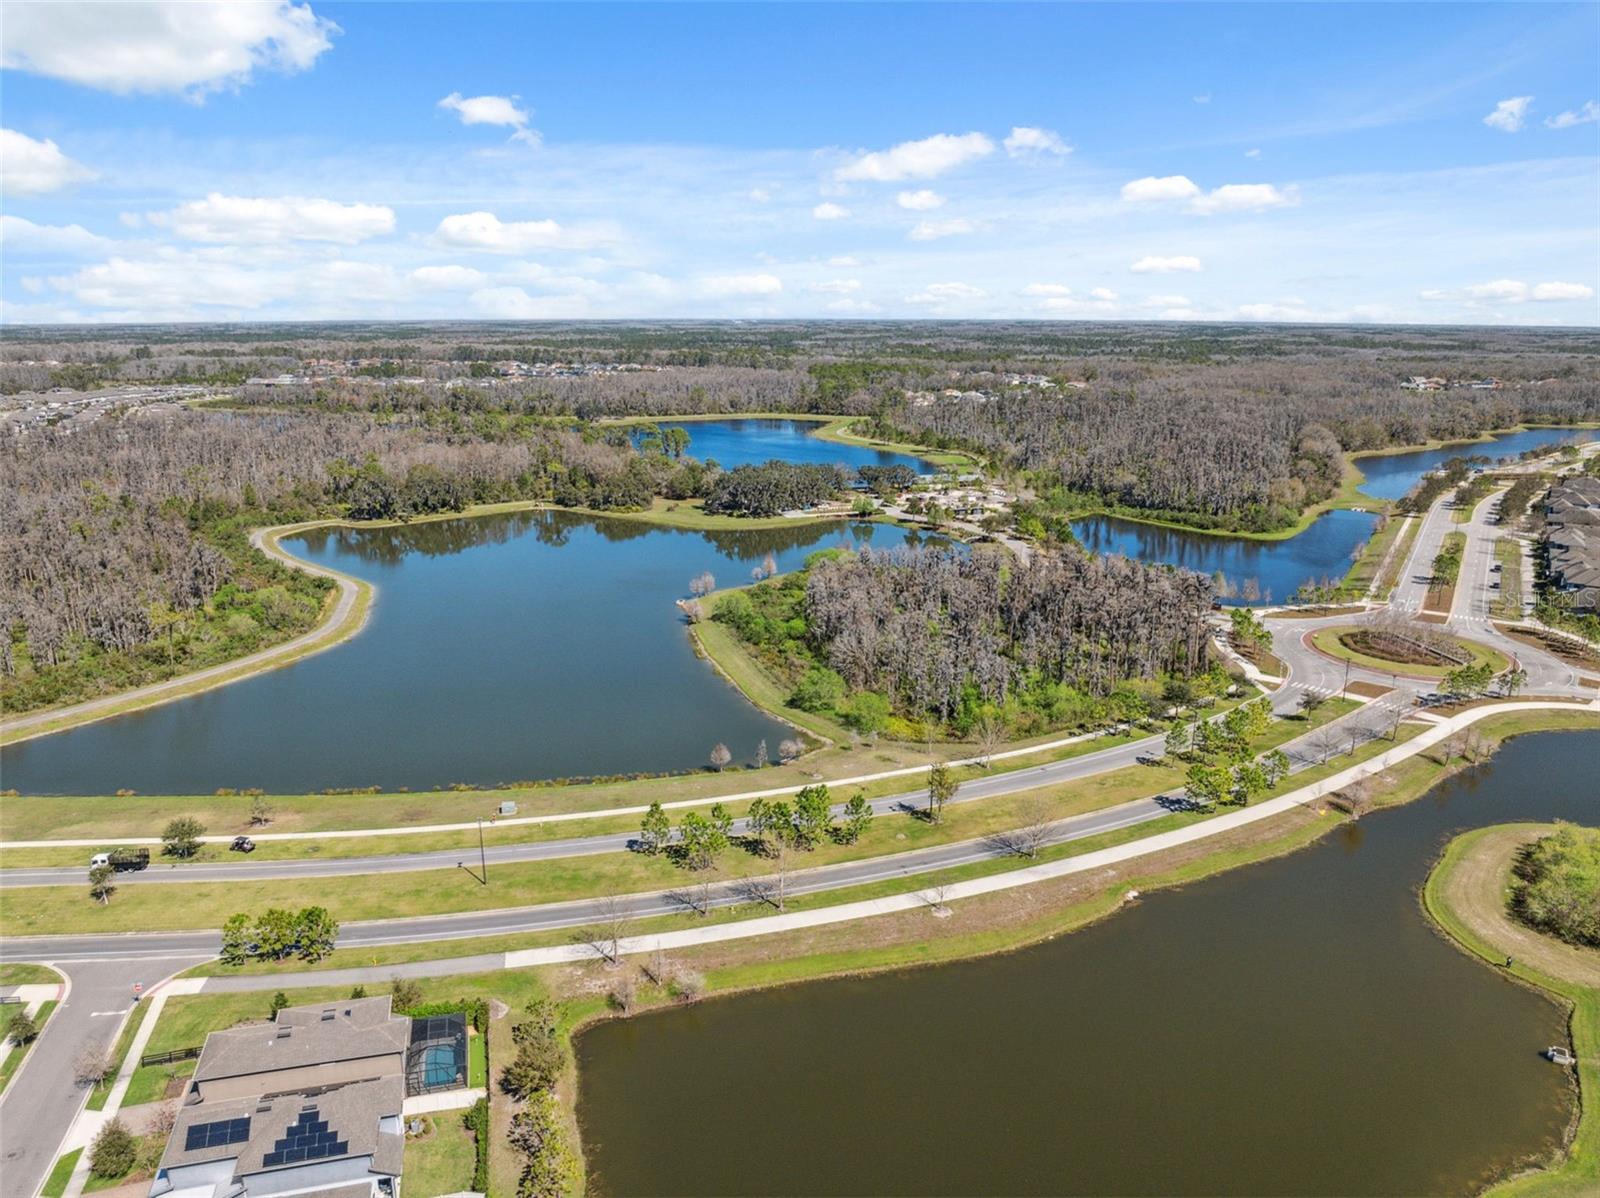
183 1116 251 1151
260 1106 348 1168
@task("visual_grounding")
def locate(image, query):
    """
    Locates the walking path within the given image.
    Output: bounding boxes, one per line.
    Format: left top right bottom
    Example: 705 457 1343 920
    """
0 525 370 747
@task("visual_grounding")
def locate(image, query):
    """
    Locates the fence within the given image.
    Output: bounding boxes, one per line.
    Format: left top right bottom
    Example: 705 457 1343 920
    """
140 1046 201 1067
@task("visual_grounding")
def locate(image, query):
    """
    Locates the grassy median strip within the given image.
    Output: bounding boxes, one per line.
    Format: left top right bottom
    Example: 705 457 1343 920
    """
2 698 1355 935
1494 537 1525 620
0 998 56 1095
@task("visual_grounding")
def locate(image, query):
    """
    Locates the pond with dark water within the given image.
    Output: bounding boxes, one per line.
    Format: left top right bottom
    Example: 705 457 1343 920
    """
1 512 942 795
575 728 1595 1196
1071 509 1380 605
1354 426 1598 502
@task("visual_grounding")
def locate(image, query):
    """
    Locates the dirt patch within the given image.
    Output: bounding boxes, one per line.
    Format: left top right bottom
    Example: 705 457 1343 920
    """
1269 605 1369 620
1341 629 1462 668
1438 825 1600 990
1414 612 1450 625
1495 623 1600 670
1345 681 1394 700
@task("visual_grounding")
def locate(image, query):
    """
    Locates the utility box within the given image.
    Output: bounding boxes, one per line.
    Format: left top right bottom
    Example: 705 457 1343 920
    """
498 800 518 816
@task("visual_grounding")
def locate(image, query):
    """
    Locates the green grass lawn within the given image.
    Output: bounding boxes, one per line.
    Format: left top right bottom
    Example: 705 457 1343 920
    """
1493 537 1525 620
39 1149 80 1198
403 1111 480 1198
0 999 56 1095
1424 826 1599 1197
1340 512 1408 598
86 997 154 1111
0 963 62 985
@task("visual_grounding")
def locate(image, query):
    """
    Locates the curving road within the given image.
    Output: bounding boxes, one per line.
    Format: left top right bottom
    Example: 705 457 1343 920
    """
0 525 367 746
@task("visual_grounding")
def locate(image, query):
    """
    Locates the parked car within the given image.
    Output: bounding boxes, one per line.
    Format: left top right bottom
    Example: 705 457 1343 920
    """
89 848 150 872
230 836 256 853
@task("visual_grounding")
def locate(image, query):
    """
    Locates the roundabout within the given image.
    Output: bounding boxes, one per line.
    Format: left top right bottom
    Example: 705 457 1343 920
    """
1307 622 1512 681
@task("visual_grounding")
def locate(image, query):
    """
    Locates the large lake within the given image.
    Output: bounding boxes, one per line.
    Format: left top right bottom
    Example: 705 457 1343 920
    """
654 417 935 473
575 728 1594 1196
0 513 940 795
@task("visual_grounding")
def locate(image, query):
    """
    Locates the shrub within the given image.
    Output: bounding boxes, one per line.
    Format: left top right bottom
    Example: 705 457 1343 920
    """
789 666 845 713
89 1119 137 1179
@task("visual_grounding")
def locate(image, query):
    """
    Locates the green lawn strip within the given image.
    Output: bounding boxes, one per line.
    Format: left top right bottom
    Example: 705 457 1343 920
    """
39 1149 81 1198
468 1025 487 1088
0 963 62 985
1494 537 1525 620
1375 516 1424 600
403 1111 480 1198
0 999 56 1095
691 616 853 742
176 705 1386 980
2 698 1332 938
1340 512 1408 597
1309 624 1509 679
3 691 1262 851
811 416 979 470
85 996 154 1111
1423 826 1598 1197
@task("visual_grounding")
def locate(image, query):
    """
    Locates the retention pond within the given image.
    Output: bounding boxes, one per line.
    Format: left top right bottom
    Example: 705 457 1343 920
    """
1 512 940 795
575 728 1595 1196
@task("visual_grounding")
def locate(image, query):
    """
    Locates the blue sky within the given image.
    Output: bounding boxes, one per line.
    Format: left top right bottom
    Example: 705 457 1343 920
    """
1 1 1596 325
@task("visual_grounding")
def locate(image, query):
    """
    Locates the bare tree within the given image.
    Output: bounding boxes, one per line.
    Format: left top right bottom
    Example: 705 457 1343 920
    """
708 742 732 771
925 883 953 917
1004 796 1055 859
973 712 1005 768
73 1041 114 1090
588 894 633 967
777 738 803 765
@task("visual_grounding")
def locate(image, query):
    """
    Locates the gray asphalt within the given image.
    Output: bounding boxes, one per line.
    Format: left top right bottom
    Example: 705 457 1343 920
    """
2 695 1306 891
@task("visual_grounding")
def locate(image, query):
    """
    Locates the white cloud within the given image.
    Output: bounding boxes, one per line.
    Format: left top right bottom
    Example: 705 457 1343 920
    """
1532 281 1594 301
696 273 782 297
438 92 538 145
748 187 773 202
836 132 994 182
906 281 985 304
0 1 337 97
1237 301 1317 321
1189 183 1298 214
0 215 113 255
812 202 850 220
809 279 861 294
470 286 588 318
50 249 293 312
908 218 976 241
1483 96 1533 133
151 193 394 243
409 265 487 290
1143 293 1190 307
432 211 610 253
0 128 97 195
1244 148 1261 158
1193 94 1211 105
1021 283 1071 297
1467 278 1530 301
825 297 879 313
1425 279 1596 305
1121 175 1200 202
896 189 945 210
1090 287 1119 302
1131 255 1202 274
1003 126 1069 157
826 255 860 267
1545 101 1599 129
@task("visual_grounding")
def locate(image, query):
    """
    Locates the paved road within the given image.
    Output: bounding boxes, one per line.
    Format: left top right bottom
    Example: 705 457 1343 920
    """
0 525 365 744
2 687 1311 890
0 955 209 1198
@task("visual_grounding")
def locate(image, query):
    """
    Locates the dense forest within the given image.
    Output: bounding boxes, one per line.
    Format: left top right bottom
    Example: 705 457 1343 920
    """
4 320 1597 713
715 544 1220 737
